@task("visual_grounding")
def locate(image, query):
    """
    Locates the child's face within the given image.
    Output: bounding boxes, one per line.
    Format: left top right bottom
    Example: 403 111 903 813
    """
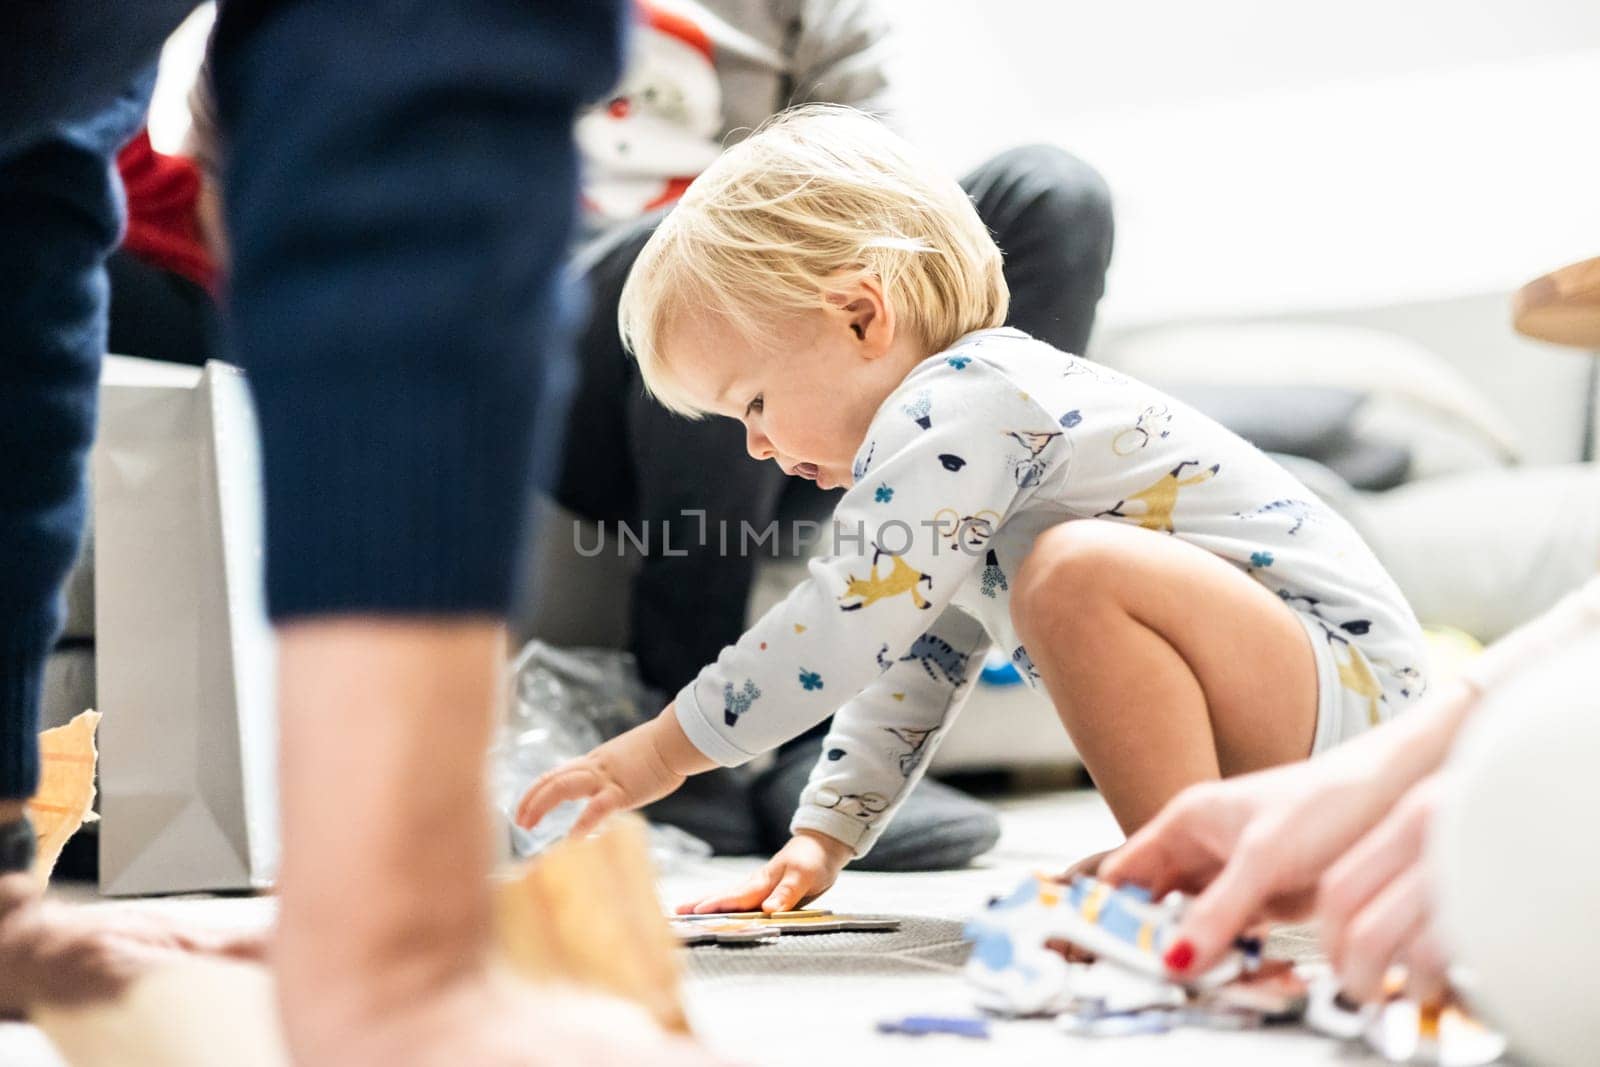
663 281 919 490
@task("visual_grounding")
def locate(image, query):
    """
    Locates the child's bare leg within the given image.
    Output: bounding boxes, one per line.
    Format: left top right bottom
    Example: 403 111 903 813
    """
1010 520 1319 835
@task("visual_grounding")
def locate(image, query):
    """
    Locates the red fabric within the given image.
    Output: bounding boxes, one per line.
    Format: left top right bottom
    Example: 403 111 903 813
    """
116 129 216 292
643 175 695 213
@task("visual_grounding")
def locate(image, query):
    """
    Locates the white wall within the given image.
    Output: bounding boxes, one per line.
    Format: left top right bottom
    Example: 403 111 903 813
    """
890 1 1600 460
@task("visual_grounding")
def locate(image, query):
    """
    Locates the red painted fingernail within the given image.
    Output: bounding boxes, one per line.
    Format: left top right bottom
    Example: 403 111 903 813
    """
1163 940 1196 973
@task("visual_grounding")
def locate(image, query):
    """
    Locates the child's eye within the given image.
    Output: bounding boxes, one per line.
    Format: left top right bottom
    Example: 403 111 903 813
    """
745 394 764 416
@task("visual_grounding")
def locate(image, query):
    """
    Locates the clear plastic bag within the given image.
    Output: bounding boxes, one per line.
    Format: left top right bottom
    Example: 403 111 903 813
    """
492 641 712 869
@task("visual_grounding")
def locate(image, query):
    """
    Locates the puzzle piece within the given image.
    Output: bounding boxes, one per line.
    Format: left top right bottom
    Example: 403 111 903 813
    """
1305 971 1371 1039
876 1015 990 1039
964 873 1242 1015
1366 998 1507 1066
670 909 900 945
27 709 101 885
1201 959 1307 1021
1304 968 1507 1064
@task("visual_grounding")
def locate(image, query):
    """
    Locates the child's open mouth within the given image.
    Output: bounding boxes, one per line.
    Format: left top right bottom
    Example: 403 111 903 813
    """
794 462 820 480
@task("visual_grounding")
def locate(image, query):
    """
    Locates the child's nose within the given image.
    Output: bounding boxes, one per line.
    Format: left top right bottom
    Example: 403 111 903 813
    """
745 423 774 461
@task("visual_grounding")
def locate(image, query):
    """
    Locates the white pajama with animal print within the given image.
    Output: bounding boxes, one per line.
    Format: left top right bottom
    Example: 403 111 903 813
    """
672 327 1427 857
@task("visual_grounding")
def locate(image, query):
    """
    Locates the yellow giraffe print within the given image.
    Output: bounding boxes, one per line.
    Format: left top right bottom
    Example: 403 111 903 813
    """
839 550 934 611
1331 639 1384 727
1096 461 1219 534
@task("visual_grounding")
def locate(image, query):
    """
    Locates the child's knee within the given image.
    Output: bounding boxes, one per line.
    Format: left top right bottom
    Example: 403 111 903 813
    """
1010 520 1132 638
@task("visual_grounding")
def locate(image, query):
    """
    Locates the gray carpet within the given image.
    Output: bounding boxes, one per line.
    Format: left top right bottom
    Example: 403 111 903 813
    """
685 916 971 978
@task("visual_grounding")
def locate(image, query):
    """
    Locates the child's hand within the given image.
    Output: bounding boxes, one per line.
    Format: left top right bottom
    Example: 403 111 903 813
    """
676 831 854 915
515 707 714 839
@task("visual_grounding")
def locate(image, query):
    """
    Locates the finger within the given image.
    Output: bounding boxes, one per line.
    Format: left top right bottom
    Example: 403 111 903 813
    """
1169 840 1284 976
761 867 811 913
216 931 271 962
1102 799 1222 898
166 926 271 962
515 767 601 829
568 789 622 839
1317 802 1428 969
689 869 780 915
1332 861 1430 1003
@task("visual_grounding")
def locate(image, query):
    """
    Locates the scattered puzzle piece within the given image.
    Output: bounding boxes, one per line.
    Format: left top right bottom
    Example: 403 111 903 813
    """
671 909 901 946
1305 971 1371 1039
876 1015 990 1039
28 709 101 885
1201 958 1307 1021
965 873 1242 1016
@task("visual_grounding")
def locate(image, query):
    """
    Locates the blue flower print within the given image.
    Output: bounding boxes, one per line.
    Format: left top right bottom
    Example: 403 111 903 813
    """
1060 409 1082 429
1250 550 1275 568
799 669 824 691
947 355 972 370
874 483 894 503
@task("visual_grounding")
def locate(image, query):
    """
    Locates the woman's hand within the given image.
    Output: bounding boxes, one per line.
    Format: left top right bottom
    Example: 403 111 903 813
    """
515 707 713 839
1315 773 1450 1003
1102 683 1478 977
1101 758 1394 975
677 831 854 915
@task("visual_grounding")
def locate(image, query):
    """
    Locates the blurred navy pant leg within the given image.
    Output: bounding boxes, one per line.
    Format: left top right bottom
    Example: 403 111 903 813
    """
212 0 625 620
0 0 195 800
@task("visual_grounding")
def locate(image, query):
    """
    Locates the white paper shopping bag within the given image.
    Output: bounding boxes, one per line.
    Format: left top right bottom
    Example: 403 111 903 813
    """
93 356 278 895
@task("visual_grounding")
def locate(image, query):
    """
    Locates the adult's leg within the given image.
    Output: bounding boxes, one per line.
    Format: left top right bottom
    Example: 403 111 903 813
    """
214 2 707 1063
0 86 149 817
962 144 1115 356
1011 520 1319 835
0 1 256 1014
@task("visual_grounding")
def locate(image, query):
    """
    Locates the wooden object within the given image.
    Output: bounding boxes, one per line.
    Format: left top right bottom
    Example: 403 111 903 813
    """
1513 256 1600 348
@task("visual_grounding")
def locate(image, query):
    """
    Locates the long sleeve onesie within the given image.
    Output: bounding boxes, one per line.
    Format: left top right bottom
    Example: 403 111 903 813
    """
673 328 1428 855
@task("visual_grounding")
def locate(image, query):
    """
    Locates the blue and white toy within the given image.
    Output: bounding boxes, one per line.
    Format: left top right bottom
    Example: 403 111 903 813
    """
964 874 1243 1016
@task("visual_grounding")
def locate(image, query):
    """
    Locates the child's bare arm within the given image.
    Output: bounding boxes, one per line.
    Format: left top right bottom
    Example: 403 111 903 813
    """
514 705 716 837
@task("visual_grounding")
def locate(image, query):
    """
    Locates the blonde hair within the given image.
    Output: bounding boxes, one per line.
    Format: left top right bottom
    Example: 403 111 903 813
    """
617 104 1009 417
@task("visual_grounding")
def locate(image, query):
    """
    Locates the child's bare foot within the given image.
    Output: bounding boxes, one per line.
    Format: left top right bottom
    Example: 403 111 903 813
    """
0 873 267 1019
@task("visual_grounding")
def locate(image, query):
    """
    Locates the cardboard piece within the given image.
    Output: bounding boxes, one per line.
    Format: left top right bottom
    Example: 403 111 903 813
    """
495 815 690 1034
27 711 101 885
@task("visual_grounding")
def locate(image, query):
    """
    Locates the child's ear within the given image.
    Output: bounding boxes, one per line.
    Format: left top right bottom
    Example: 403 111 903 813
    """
842 298 876 342
826 280 893 355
